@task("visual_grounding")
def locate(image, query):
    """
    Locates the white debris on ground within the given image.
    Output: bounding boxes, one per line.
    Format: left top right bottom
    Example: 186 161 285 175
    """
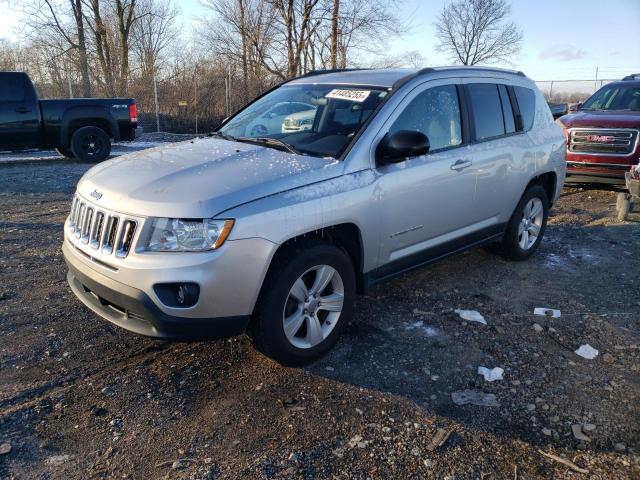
454 309 486 325
477 366 504 382
451 389 500 407
534 307 561 318
403 321 439 337
575 344 599 359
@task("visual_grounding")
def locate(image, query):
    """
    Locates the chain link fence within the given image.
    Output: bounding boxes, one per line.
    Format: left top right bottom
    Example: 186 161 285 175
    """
535 78 620 103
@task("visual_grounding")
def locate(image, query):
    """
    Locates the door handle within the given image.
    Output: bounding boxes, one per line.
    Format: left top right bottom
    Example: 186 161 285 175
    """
14 107 32 114
450 159 473 171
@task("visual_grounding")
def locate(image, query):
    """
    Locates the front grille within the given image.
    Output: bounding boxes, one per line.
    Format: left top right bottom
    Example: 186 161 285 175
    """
568 128 638 156
68 195 139 258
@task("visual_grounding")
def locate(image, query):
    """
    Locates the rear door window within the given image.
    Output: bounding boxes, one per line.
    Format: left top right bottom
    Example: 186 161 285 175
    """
498 85 516 134
0 74 25 102
513 86 536 131
466 83 505 140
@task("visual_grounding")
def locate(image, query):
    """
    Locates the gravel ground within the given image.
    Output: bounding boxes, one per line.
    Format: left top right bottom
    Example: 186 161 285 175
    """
0 155 639 479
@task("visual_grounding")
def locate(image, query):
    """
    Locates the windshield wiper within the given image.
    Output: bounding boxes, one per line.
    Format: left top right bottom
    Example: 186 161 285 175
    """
209 131 236 141
235 136 302 155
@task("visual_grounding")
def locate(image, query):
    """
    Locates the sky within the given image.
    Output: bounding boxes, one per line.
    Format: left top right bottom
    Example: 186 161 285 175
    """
1 0 639 84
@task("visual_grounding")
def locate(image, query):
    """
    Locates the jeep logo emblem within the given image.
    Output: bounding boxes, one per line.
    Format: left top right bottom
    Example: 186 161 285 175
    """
90 189 103 201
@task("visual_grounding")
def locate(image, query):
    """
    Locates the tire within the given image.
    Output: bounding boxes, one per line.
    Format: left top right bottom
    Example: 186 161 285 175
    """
499 184 549 261
56 146 75 158
249 240 356 366
70 126 111 163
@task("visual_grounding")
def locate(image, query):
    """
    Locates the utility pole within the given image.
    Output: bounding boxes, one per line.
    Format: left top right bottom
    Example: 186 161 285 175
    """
153 69 160 133
549 81 554 101
194 65 198 135
224 65 231 117
594 66 599 92
67 74 73 98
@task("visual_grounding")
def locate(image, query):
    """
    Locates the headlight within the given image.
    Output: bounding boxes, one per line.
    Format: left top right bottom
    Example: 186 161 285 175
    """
142 218 235 252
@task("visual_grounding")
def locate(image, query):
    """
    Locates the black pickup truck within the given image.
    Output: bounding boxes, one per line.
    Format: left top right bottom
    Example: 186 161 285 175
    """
0 72 138 162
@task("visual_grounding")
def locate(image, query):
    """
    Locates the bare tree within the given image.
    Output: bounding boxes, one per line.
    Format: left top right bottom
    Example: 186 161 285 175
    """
24 0 92 96
434 0 522 66
130 0 178 78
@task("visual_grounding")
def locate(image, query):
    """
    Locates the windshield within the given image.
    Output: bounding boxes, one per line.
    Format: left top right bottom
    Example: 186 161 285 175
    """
581 84 640 111
219 84 389 158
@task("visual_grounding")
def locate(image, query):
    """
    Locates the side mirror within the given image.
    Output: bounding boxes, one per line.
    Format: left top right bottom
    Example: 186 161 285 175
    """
378 130 429 164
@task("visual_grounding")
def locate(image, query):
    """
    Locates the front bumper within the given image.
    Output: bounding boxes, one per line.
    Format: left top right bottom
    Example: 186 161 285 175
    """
62 233 278 340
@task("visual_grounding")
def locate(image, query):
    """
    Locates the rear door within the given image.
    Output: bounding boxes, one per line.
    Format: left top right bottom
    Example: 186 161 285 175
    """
462 80 523 226
0 73 41 149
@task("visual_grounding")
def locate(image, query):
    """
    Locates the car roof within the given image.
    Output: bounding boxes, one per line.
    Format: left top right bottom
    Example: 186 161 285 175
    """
606 79 640 87
287 66 527 88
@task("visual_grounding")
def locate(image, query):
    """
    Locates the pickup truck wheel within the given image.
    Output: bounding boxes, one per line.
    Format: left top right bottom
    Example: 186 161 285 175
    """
55 146 75 158
70 126 111 163
250 241 355 366
499 184 549 261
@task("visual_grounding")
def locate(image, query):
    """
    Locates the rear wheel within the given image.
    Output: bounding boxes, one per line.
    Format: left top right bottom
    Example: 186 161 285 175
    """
70 126 111 163
56 146 75 158
250 240 355 366
498 184 549 261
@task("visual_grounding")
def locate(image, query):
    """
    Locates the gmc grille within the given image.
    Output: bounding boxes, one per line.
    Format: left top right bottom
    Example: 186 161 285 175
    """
568 128 638 156
68 195 138 258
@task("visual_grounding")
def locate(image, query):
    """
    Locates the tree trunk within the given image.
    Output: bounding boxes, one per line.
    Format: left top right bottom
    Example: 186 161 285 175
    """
116 0 136 95
90 0 116 96
71 0 91 97
330 0 339 69
238 0 249 101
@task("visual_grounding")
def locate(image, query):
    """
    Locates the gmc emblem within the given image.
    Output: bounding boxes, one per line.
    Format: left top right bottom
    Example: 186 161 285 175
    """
586 135 615 143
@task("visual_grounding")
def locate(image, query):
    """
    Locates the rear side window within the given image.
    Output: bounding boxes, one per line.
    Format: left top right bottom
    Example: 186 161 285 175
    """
0 74 26 102
389 84 462 151
498 85 516 133
513 86 536 131
467 84 505 140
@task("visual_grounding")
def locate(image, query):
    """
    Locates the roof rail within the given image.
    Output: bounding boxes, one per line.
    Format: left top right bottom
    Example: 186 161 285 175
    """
299 68 371 78
391 65 526 91
622 73 640 80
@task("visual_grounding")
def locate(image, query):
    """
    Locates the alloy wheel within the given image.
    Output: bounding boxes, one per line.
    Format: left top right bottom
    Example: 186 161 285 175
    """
518 197 544 250
282 265 344 349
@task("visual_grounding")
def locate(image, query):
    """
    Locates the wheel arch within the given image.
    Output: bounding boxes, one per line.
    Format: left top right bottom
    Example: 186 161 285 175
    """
60 108 119 146
526 171 557 206
255 223 366 313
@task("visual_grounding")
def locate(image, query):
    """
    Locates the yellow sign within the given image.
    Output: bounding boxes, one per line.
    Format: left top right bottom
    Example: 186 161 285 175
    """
178 100 188 106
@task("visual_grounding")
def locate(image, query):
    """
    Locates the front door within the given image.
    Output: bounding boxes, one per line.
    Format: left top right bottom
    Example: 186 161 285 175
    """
373 80 483 271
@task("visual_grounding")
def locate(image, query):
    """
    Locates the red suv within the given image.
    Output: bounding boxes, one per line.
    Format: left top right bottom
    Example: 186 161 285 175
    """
557 74 640 185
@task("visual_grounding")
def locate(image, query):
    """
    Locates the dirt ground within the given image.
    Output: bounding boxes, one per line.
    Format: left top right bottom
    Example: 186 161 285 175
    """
0 158 639 479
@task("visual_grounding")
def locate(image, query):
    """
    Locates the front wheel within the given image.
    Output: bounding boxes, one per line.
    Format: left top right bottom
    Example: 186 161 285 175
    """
250 241 356 366
70 126 111 163
499 184 549 261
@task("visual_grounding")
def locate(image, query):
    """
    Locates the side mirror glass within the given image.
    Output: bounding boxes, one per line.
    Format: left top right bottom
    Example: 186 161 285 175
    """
378 130 430 164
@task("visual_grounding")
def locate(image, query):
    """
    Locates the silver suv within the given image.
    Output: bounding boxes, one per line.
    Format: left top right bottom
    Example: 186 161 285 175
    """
63 67 566 365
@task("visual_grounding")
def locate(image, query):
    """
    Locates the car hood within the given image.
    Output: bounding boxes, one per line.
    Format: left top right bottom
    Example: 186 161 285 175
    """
559 110 640 129
77 137 342 218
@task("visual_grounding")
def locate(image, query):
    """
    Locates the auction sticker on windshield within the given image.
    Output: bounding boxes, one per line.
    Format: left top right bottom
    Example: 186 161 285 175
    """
326 89 371 103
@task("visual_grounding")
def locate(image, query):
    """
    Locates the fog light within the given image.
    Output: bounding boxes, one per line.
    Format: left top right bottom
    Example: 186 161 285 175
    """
154 283 200 308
